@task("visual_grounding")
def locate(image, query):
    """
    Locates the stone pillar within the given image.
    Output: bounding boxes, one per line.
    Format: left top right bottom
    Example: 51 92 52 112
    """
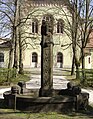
39 20 54 97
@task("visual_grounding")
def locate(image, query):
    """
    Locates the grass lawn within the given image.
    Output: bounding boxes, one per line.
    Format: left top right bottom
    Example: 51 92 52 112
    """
0 73 30 86
0 108 93 119
0 99 93 119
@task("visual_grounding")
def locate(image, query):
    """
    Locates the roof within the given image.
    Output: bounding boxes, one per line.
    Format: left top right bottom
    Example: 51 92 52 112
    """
85 31 93 49
0 41 11 48
24 0 70 7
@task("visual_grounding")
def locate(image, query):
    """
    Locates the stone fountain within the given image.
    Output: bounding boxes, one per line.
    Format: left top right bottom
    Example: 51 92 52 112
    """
3 20 89 112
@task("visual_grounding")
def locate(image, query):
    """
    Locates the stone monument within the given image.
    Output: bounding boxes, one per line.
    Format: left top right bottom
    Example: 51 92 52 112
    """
3 19 89 112
39 20 54 97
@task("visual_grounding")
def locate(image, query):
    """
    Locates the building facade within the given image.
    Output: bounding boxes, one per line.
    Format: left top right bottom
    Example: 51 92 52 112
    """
0 39 11 68
84 31 93 69
20 0 73 68
0 0 92 69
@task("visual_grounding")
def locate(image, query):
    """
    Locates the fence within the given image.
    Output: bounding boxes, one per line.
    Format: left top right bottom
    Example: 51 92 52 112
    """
79 69 93 87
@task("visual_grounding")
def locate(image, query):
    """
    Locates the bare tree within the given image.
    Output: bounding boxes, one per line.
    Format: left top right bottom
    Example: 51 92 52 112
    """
69 0 93 81
0 0 44 76
79 0 93 83
54 0 93 80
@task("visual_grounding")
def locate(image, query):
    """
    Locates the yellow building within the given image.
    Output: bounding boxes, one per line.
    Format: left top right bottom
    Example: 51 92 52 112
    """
0 1 92 70
0 39 10 67
20 0 73 68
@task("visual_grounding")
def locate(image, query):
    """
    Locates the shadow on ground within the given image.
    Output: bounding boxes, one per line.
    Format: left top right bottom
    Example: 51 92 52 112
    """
0 99 7 109
0 98 93 118
61 105 93 118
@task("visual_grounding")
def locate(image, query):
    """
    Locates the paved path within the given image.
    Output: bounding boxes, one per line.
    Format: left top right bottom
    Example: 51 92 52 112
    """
25 74 93 105
82 88 93 105
0 88 11 99
26 75 69 89
0 75 69 99
0 74 93 106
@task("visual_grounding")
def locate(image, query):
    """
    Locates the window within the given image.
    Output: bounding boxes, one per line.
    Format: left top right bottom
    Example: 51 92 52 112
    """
57 19 64 33
32 19 38 33
57 52 63 63
0 53 4 62
32 52 38 62
88 57 90 64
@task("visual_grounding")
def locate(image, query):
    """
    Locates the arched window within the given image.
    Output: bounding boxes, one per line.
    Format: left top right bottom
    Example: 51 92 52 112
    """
32 19 38 33
57 52 63 63
0 53 4 62
32 52 38 63
57 19 64 33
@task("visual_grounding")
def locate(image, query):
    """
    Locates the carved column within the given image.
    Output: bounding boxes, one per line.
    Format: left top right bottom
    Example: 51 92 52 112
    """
39 20 54 97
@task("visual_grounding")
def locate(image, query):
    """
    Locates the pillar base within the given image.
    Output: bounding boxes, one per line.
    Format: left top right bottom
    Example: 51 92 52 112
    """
39 88 54 97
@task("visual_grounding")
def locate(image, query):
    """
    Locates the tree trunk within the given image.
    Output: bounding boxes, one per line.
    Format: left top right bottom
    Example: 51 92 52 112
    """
8 46 13 69
75 56 80 79
13 0 18 70
18 0 24 74
19 30 24 74
71 0 78 76
71 52 75 75
13 29 18 69
7 47 13 82
81 47 85 84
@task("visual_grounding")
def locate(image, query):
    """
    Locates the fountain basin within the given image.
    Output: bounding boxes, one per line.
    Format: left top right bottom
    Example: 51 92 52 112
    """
3 88 89 112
